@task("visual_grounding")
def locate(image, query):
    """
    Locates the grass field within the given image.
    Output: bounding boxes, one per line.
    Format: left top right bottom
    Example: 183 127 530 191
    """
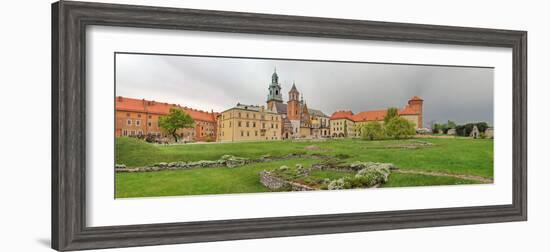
115 137 493 198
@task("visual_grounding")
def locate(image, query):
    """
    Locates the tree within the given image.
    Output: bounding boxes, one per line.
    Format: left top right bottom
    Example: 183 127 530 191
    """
447 120 457 129
158 108 194 142
384 107 399 124
385 117 416 139
433 120 456 134
360 121 385 140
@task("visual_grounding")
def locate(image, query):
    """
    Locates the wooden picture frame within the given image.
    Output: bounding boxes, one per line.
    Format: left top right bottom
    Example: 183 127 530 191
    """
52 1 527 251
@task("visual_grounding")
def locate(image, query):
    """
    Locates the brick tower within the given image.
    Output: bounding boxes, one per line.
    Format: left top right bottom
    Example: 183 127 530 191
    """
287 82 300 120
408 96 424 128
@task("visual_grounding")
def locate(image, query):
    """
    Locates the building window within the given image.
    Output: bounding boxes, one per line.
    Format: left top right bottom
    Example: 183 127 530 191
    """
135 120 141 126
229 122 232 127
255 131 258 136
276 124 278 129
246 121 249 127
148 121 152 127
126 113 130 117
247 131 250 136
253 122 256 127
238 121 242 127
241 131 244 136
127 119 132 126
122 129 128 136
262 123 265 129
148 115 152 119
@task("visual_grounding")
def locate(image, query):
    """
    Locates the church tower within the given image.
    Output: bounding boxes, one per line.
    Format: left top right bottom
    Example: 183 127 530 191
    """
287 82 300 120
287 81 301 135
266 68 283 111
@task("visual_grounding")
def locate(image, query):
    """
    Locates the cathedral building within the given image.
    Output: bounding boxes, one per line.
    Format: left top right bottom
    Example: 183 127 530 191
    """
266 69 330 139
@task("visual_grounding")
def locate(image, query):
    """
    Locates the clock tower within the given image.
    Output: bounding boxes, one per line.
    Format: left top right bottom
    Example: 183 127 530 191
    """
266 68 283 111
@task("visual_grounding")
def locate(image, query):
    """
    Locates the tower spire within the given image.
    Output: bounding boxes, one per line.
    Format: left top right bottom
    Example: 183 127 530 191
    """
267 68 283 104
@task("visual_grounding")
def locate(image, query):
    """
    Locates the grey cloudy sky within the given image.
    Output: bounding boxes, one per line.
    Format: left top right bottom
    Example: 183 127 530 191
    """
116 53 494 127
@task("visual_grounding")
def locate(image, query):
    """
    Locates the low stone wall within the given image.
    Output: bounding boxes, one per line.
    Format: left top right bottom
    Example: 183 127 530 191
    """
116 153 327 173
311 161 396 173
259 171 317 191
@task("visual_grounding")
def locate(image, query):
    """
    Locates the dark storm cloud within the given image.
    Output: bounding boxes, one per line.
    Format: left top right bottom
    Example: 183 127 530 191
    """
116 53 494 127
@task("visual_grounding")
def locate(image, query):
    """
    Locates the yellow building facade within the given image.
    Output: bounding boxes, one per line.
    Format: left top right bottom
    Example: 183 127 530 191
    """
217 104 283 142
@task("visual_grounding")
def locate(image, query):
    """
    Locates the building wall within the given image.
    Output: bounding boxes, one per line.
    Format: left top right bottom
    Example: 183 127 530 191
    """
299 127 311 138
217 108 282 142
115 110 216 141
330 119 355 137
195 120 217 141
407 100 423 128
289 120 301 136
401 115 420 129
311 116 331 138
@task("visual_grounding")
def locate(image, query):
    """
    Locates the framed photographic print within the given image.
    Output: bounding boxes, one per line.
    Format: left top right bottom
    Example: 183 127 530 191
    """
52 1 527 251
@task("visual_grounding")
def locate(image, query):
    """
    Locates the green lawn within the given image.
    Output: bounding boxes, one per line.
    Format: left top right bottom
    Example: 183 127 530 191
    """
382 173 479 188
116 159 316 198
115 137 493 198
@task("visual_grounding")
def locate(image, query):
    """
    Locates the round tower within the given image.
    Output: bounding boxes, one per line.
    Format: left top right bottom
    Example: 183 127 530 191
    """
408 96 424 128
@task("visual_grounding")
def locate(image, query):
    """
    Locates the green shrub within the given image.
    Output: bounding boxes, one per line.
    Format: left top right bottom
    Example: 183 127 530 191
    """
327 178 346 190
360 121 385 140
385 117 416 139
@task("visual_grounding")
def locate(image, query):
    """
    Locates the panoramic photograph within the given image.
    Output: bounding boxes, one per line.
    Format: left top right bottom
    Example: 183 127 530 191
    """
114 53 494 198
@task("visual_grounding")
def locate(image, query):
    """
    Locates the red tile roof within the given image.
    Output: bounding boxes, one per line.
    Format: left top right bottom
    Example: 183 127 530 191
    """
330 110 354 120
352 110 387 122
331 106 420 122
409 96 424 101
115 96 218 122
398 106 418 115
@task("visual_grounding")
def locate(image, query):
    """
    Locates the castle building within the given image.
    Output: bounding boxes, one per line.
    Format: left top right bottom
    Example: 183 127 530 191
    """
329 96 424 137
115 70 424 143
266 69 330 139
329 111 356 137
216 103 282 142
115 96 218 141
